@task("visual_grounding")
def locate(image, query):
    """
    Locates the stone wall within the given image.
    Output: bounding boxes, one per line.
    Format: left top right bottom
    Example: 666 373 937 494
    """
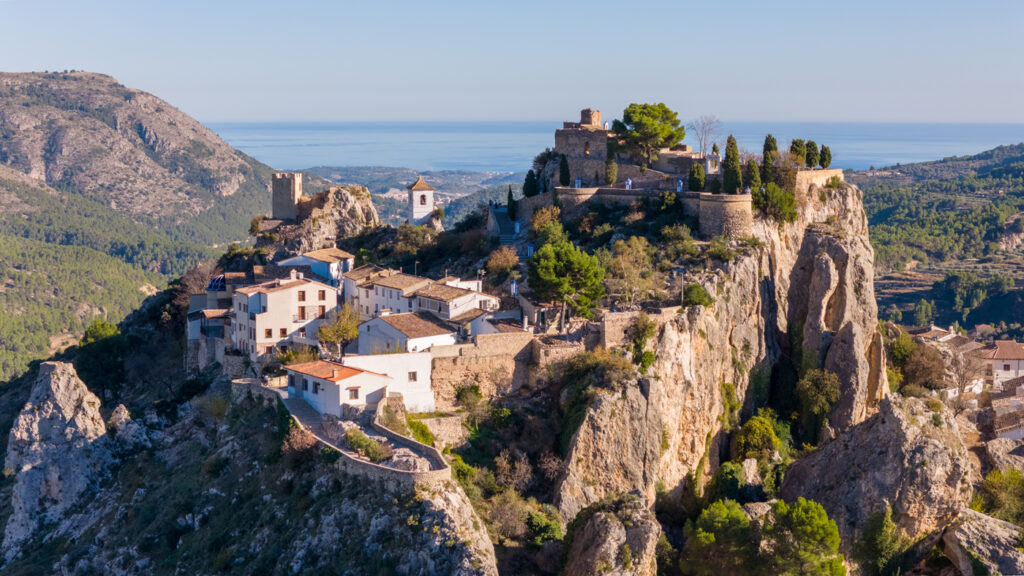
417 414 470 450
600 307 680 350
272 172 302 221
530 338 585 387
794 169 844 195
430 332 535 409
698 193 753 239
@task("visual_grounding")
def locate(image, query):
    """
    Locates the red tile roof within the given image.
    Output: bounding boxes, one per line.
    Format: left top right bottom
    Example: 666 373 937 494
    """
407 175 435 191
976 340 1024 360
286 361 371 382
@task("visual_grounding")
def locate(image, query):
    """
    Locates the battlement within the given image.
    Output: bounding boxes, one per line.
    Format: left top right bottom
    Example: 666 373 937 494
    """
272 172 303 221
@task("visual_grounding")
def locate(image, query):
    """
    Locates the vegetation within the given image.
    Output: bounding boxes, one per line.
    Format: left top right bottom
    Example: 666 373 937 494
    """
344 428 392 463
527 236 606 327
734 415 780 459
605 158 618 185
805 141 820 169
611 103 686 168
796 369 840 443
971 467 1024 525
600 236 662 305
744 158 761 191
753 183 797 223
559 154 571 187
820 145 832 169
683 283 715 308
854 506 912 576
688 163 706 192
407 419 436 446
762 135 778 185
721 135 743 194
523 169 539 197
628 313 657 374
790 139 807 165
317 304 360 359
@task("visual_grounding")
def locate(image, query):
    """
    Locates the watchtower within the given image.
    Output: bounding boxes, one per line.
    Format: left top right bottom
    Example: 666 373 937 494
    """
272 172 303 221
407 175 436 225
580 108 601 127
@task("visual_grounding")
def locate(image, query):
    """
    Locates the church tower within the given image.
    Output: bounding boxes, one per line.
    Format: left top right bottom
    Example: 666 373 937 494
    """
407 175 435 225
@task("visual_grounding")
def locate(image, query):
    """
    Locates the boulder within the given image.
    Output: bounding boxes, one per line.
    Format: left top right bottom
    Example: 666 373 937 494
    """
108 404 150 450
780 396 971 552
564 494 660 576
942 509 1024 575
984 437 1024 473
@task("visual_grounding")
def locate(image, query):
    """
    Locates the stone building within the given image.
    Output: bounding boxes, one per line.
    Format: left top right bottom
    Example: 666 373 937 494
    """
407 175 436 225
554 108 612 187
272 172 303 220
697 193 754 239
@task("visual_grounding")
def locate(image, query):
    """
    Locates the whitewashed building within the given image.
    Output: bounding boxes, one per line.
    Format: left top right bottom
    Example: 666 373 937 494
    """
341 352 435 412
285 360 393 416
975 340 1024 392
407 175 436 225
357 312 457 354
278 247 355 288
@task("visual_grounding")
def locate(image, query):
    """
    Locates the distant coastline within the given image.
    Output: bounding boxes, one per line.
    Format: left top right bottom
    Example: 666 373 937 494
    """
207 120 1024 173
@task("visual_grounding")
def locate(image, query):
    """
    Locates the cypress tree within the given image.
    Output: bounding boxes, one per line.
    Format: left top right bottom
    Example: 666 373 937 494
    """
761 134 777 185
805 140 820 169
552 186 561 208
722 135 743 194
745 158 761 191
712 142 720 156
507 185 516 220
559 154 571 187
523 170 538 197
605 158 618 185
819 145 832 169
688 163 706 192
790 139 806 165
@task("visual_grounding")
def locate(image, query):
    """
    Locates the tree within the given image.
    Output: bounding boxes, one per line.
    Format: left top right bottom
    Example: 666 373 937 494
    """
680 499 753 576
766 498 846 576
687 114 721 157
712 142 720 156
611 102 686 168
912 298 934 326
76 318 127 401
902 345 946 390
744 158 761 191
887 330 917 367
559 154 571 187
527 240 605 331
790 139 807 165
855 506 911 576
755 183 797 223
734 415 780 458
796 369 841 441
605 158 618 185
605 236 661 305
819 145 832 169
722 135 743 194
949 351 983 414
486 246 519 279
523 169 539 197
318 303 360 358
688 163 706 192
506 185 517 220
806 141 820 169
762 134 778 185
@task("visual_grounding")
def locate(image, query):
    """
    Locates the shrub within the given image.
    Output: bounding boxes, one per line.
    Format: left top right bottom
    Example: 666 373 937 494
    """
605 159 618 185
854 506 910 576
274 345 319 366
972 467 1024 525
488 489 529 541
705 237 736 262
766 498 845 575
688 163 706 192
707 461 746 503
407 419 435 446
683 283 714 307
320 445 342 464
755 183 797 223
796 369 840 443
344 428 392 463
926 398 943 413
282 426 318 469
681 499 753 575
526 506 564 546
709 178 722 193
734 415 780 459
486 246 519 278
827 175 842 188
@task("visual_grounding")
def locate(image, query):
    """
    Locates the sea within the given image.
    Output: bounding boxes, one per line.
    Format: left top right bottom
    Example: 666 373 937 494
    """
206 121 1024 174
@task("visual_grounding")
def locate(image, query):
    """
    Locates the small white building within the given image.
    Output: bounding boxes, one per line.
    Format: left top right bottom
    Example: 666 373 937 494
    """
232 271 339 363
974 340 1024 392
367 273 433 317
415 282 500 322
341 352 435 412
285 360 393 416
358 312 457 355
342 264 397 320
407 175 436 225
278 247 355 288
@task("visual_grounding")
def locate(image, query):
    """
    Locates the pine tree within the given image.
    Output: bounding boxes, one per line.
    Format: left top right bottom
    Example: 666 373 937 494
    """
507 185 516 220
790 139 806 165
805 140 820 169
744 158 761 191
559 154 571 187
761 134 777 185
820 145 832 169
688 163 706 192
722 135 743 194
523 170 539 197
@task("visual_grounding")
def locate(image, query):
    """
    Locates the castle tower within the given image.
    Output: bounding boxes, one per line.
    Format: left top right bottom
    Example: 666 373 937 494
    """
272 172 303 220
407 175 435 225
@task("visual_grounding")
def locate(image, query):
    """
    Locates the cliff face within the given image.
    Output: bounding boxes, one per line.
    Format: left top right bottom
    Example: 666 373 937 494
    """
262 185 382 259
559 179 888 516
564 495 660 576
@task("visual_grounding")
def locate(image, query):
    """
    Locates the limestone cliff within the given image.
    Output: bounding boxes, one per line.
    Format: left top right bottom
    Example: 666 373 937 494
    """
260 185 381 259
780 396 971 550
558 178 887 517
564 495 660 576
942 509 1024 576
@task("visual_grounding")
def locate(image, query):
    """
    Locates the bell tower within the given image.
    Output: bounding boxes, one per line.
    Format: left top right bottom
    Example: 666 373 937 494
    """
407 175 435 225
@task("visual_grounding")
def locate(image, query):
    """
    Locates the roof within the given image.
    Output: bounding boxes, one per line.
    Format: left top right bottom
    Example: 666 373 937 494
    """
343 264 391 283
909 325 952 340
200 308 230 319
487 318 526 333
235 277 330 296
301 247 355 263
285 361 377 383
977 340 1024 361
372 273 432 294
407 175 435 192
448 308 487 324
252 264 322 283
415 282 476 302
377 312 454 339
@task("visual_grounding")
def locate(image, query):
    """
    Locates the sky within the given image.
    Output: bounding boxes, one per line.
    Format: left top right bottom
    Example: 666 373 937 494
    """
1 0 1022 123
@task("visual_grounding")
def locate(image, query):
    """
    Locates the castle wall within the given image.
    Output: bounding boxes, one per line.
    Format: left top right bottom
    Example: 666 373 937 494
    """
698 193 753 240
430 331 535 409
682 192 701 218
794 169 845 194
599 307 680 350
272 173 302 221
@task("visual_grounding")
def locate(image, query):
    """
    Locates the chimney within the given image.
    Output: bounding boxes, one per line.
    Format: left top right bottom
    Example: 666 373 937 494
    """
290 269 298 280
332 369 339 378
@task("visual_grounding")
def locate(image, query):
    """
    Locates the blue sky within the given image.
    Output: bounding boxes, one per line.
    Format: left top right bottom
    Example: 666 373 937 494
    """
1 0 1021 123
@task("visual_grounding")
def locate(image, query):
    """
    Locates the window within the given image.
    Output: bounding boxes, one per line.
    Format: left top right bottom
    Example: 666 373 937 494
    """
318 290 326 301
288 374 295 388
318 305 326 318
298 307 306 320
265 345 274 354
264 328 272 338
420 194 426 205
313 381 319 394
408 371 417 382
302 378 309 391
298 327 306 338
298 291 306 302
1005 364 1012 371
279 328 287 338
349 388 359 400
584 141 590 156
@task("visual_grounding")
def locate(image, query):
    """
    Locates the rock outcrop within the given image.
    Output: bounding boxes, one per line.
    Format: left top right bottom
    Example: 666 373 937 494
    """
2 362 112 559
983 436 1024 473
263 185 381 259
780 396 971 551
942 509 1024 576
557 379 663 520
564 494 660 576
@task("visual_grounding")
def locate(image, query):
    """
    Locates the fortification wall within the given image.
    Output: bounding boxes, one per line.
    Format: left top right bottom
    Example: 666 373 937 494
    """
430 332 535 409
794 169 844 194
682 191 701 218
272 173 302 221
600 307 680 350
529 338 584 387
698 193 753 239
417 414 469 450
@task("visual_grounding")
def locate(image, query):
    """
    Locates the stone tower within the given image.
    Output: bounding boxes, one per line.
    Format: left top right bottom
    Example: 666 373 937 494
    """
272 172 303 220
407 175 435 225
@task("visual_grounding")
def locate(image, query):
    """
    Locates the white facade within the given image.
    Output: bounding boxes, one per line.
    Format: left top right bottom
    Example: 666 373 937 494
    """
278 254 352 287
407 175 436 225
357 315 457 355
232 274 339 363
286 362 393 416
342 352 435 412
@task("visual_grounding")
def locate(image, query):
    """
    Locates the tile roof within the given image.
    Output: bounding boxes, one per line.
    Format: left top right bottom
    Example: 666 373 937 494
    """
407 175 435 191
372 274 432 294
200 308 230 319
235 277 331 295
285 361 372 383
342 264 391 283
415 283 476 302
302 247 355 263
448 308 487 324
976 340 1024 360
378 312 454 339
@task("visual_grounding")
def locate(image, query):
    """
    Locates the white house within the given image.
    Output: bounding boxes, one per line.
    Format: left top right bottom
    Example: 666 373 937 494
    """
974 340 1024 392
232 271 339 363
285 360 393 416
278 247 355 288
358 312 457 354
367 273 433 317
415 282 500 322
341 352 435 412
343 264 396 320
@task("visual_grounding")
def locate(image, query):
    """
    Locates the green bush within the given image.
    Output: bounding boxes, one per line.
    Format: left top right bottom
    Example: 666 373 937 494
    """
972 467 1024 525
734 416 780 459
705 237 737 262
526 506 564 546
854 506 910 576
320 446 342 464
408 419 436 446
754 183 797 223
344 429 392 463
683 283 715 307
681 499 753 575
